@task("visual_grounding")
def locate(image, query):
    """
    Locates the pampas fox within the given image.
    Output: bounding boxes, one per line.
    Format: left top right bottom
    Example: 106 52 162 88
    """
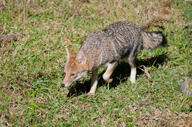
62 21 165 94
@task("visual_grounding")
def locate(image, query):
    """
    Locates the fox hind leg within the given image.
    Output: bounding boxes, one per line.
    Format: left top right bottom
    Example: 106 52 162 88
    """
103 62 118 83
128 55 136 84
88 69 98 94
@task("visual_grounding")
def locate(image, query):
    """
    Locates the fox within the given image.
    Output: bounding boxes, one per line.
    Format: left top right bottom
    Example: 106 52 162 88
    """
62 21 165 94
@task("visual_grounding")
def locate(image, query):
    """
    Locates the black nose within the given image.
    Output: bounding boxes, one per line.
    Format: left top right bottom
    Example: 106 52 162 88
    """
61 83 65 87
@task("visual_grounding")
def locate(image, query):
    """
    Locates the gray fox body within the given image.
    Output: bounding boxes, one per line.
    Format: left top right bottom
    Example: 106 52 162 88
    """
62 21 164 94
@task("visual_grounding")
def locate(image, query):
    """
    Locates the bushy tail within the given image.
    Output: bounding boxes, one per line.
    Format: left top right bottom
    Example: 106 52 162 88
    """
142 31 164 49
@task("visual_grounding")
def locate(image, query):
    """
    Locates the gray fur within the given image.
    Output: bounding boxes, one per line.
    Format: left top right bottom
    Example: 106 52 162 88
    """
77 21 164 71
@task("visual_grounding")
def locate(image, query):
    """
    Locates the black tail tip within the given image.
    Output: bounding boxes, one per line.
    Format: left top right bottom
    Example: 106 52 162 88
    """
155 31 168 46
162 33 168 47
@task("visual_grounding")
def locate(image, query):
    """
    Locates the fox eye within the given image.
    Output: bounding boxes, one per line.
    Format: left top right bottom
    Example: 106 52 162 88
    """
63 72 66 77
71 73 75 76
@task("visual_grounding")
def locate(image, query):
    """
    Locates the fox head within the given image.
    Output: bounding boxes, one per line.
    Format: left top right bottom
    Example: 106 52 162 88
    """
62 48 88 88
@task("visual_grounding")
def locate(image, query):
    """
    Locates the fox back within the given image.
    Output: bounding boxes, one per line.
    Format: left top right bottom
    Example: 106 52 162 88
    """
78 21 163 70
78 21 154 70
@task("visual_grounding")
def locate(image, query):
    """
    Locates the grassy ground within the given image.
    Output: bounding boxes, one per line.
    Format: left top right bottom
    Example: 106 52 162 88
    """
0 0 192 126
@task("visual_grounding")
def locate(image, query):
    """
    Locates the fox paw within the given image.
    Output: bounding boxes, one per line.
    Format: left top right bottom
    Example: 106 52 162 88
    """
104 78 113 83
130 79 136 84
88 91 95 95
103 73 113 83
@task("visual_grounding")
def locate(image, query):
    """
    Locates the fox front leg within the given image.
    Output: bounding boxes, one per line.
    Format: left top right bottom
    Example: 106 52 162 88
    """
88 69 98 94
103 62 118 83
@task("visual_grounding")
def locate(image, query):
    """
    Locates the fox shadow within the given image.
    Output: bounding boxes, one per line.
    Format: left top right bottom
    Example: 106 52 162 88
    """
67 53 168 97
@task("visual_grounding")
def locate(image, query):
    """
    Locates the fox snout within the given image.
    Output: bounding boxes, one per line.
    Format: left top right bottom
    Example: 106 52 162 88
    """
61 79 70 88
61 83 71 88
61 80 72 88
61 83 65 87
61 71 88 88
61 76 73 88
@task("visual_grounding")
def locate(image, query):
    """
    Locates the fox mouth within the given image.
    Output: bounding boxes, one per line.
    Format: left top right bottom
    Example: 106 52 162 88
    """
62 71 88 88
63 75 82 88
63 83 72 88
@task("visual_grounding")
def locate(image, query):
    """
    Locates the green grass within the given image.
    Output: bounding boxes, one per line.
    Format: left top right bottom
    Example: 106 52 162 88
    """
0 0 192 126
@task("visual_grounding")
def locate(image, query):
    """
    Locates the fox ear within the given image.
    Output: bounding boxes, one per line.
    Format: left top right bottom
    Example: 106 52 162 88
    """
65 47 71 59
65 47 75 59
